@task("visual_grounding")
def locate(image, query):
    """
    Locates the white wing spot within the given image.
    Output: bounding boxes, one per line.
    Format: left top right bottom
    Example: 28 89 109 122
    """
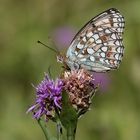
101 46 108 52
115 40 120 46
118 55 122 60
119 23 122 27
115 53 119 60
80 58 87 61
121 47 124 53
87 48 94 54
77 54 84 58
95 20 102 26
103 42 107 45
83 37 87 42
117 47 121 53
96 39 102 44
75 51 78 55
97 28 103 31
93 34 99 40
102 18 109 23
118 18 122 22
117 28 121 32
86 32 93 38
122 23 125 27
88 37 95 43
110 10 115 13
77 44 84 49
114 60 118 65
114 23 118 27
100 52 106 57
112 14 119 18
99 58 105 63
111 33 116 39
120 41 123 46
113 18 118 22
105 59 109 64
90 56 95 61
105 29 111 34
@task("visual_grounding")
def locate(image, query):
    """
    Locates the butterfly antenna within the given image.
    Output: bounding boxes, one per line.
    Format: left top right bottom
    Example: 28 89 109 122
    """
37 40 58 54
48 36 60 50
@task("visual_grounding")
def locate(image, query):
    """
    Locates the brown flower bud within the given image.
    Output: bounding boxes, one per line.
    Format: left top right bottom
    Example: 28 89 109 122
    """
62 69 97 116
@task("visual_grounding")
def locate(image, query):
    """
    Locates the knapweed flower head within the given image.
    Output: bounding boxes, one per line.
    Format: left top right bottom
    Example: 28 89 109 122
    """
62 69 96 116
27 74 63 121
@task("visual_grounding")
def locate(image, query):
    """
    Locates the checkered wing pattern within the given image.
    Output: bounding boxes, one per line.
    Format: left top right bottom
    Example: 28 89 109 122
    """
66 8 125 72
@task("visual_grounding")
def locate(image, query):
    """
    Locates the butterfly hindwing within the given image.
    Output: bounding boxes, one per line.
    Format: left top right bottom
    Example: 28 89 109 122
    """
66 8 125 72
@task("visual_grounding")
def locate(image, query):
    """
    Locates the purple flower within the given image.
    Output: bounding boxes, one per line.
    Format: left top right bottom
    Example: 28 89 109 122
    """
52 26 76 49
27 74 63 121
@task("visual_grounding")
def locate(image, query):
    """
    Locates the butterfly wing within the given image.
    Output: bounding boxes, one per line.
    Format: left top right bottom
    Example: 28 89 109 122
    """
66 8 125 72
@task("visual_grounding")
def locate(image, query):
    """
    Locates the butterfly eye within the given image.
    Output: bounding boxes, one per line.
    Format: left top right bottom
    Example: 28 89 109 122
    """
57 55 64 63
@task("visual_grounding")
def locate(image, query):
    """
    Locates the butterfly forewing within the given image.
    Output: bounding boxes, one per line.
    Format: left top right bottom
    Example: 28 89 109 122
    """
66 8 125 72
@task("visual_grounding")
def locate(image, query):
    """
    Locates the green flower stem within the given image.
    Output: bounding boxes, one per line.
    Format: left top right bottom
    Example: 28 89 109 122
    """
57 121 62 140
67 125 77 140
60 91 78 140
37 119 52 140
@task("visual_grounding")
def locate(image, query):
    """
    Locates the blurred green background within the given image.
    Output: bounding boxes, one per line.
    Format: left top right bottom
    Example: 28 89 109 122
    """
0 0 140 140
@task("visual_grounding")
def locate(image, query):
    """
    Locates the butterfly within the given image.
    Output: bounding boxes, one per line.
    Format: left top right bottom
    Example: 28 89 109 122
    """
65 8 125 72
